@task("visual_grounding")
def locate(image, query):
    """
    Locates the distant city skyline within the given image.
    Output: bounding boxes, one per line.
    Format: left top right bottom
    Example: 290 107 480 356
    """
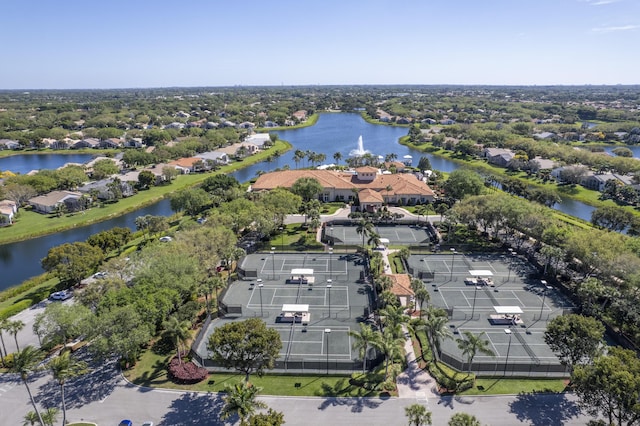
2 0 638 89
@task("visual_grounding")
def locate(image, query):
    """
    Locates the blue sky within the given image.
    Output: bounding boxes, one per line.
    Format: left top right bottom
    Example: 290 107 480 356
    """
1 0 638 89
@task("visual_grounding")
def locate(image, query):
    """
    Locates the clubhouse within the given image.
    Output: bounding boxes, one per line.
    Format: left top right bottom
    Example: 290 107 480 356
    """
251 167 435 210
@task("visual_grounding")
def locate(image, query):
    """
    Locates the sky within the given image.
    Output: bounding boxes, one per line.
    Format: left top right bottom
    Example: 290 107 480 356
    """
1 0 639 89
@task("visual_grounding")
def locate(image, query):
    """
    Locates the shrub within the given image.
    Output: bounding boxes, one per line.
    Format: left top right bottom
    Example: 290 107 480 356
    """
167 357 208 384
0 300 33 320
1 352 15 368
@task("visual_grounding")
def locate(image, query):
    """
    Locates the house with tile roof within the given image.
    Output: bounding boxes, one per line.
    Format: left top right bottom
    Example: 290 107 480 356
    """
0 200 17 226
251 167 435 209
383 273 414 307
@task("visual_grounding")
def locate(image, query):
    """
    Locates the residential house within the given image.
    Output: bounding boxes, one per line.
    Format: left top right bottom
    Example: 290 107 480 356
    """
73 138 100 149
100 138 122 149
263 121 279 128
551 165 590 184
0 200 17 226
28 190 83 214
292 110 307 121
383 161 406 173
533 132 556 140
531 157 556 170
196 151 229 165
124 138 144 148
483 147 515 167
238 121 255 130
581 172 634 192
244 133 271 148
168 157 206 174
0 139 21 150
78 178 135 200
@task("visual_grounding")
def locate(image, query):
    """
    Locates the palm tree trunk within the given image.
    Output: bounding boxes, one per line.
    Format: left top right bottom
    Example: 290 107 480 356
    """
22 379 44 426
0 334 8 358
60 383 67 426
176 337 182 364
14 333 20 352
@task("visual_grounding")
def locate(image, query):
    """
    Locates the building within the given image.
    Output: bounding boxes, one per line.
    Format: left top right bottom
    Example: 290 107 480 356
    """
251 168 435 207
28 190 82 214
0 200 17 225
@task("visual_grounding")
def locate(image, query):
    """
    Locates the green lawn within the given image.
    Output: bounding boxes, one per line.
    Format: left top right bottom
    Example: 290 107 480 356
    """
461 377 568 395
0 140 291 244
125 349 388 397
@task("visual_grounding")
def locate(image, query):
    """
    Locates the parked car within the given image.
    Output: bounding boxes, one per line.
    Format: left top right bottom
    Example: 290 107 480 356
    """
118 421 133 426
92 271 107 279
159 236 172 242
49 290 72 301
141 422 154 426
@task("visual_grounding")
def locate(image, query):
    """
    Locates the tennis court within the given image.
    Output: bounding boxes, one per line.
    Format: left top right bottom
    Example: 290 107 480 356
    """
193 252 375 373
326 224 434 245
409 252 575 377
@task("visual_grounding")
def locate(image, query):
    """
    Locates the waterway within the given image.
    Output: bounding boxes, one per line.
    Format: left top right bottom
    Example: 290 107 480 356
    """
0 113 608 290
0 153 97 174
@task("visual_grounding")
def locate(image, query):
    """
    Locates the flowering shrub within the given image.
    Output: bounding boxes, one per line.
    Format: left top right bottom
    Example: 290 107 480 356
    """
168 357 208 384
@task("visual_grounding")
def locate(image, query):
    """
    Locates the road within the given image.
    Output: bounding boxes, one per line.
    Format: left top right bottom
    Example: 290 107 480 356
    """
0 359 591 426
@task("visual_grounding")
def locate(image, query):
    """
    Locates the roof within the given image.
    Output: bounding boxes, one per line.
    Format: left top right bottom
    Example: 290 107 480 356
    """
469 270 493 277
384 274 414 297
358 188 384 203
252 170 435 197
168 157 202 168
291 268 314 276
282 304 309 313
29 190 82 206
356 166 379 173
494 306 523 315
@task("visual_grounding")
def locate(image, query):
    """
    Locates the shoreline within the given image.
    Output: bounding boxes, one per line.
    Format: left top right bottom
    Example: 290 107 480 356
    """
0 139 292 245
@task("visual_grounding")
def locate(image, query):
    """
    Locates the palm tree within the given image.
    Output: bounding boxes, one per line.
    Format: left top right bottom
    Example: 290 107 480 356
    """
405 403 432 425
333 151 342 165
378 304 409 335
40 407 59 426
355 218 374 249
220 381 267 425
373 328 404 380
8 319 25 351
414 287 430 318
293 150 304 169
367 232 382 249
456 331 495 374
47 352 88 426
162 316 192 364
348 323 379 374
422 308 453 361
385 153 398 163
22 411 39 426
0 318 9 366
448 412 481 426
10 346 45 426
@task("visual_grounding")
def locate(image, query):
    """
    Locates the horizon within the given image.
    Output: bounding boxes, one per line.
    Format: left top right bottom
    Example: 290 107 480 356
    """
2 0 639 89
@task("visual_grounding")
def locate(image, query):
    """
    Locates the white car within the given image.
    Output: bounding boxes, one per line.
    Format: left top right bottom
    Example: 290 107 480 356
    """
49 290 72 301
141 422 154 426
159 236 172 242
92 271 107 279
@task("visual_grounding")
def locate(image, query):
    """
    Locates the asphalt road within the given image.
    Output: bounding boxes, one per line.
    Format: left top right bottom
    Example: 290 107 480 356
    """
0 360 591 426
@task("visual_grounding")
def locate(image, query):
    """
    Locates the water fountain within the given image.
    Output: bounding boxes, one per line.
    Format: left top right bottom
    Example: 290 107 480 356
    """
349 135 369 156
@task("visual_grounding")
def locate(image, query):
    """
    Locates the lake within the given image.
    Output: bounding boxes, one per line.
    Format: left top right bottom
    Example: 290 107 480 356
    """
0 153 97 174
0 113 605 290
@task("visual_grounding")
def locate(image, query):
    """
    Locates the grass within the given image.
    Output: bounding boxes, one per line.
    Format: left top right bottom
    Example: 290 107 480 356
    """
268 224 323 251
461 377 568 395
0 140 291 244
124 348 389 397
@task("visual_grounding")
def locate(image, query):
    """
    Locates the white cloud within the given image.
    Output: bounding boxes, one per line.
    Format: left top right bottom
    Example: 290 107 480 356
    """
592 24 638 33
581 0 620 5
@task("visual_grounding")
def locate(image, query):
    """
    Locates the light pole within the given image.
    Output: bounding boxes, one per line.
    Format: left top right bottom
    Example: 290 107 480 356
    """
507 248 514 282
279 227 284 252
327 282 332 318
258 283 264 317
324 328 331 375
471 285 481 319
504 329 512 375
328 247 333 280
539 281 552 320
271 247 276 280
450 248 456 280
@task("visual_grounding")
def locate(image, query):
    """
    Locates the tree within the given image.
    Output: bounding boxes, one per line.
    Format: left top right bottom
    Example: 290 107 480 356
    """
162 316 191 364
348 323 379 373
572 347 640 426
543 314 604 373
137 169 156 189
417 156 432 171
169 188 211 216
404 403 432 425
91 159 119 180
0 318 8 366
47 352 88 426
248 408 285 426
10 346 45 426
22 411 40 426
87 227 132 254
220 381 267 426
356 218 375 249
7 319 25 351
422 308 453 360
40 407 59 426
448 412 481 426
456 331 494 374
333 151 343 165
373 328 404 380
444 169 485 201
414 287 430 318
41 242 104 285
591 205 634 232
290 177 323 202
207 318 282 382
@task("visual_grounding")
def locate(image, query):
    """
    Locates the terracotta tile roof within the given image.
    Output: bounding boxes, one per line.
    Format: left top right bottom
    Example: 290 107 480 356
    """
384 274 414 297
252 170 434 197
358 188 384 203
168 157 202 168
356 166 379 173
